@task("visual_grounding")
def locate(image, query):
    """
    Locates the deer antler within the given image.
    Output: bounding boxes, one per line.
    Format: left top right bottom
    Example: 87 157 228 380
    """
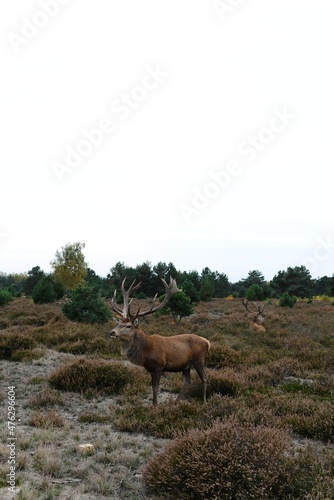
242 299 265 315
110 279 142 319
110 277 180 321
131 277 180 319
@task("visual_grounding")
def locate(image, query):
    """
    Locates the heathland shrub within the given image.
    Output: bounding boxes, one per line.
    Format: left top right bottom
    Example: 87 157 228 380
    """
62 283 112 323
114 400 206 438
29 410 64 428
49 358 133 395
27 388 64 409
0 331 36 359
188 368 244 400
143 419 333 499
207 343 243 369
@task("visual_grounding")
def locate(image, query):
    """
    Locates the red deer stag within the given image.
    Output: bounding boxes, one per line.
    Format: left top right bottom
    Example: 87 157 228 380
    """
242 299 266 333
109 278 210 405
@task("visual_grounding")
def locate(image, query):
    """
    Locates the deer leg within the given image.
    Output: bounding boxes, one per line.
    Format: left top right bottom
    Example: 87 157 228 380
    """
193 363 208 403
151 370 162 405
176 368 191 402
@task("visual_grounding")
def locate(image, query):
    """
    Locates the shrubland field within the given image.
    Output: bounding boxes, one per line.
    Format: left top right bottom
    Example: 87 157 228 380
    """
1 297 334 498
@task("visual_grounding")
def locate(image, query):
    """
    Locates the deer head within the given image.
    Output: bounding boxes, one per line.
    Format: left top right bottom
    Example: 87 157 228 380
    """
242 299 266 333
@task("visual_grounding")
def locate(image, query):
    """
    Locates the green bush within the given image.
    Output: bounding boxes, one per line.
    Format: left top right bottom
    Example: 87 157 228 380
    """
32 277 57 304
168 291 194 322
0 288 13 306
279 292 297 308
180 279 200 302
49 358 133 395
199 276 215 301
62 283 112 323
246 284 264 301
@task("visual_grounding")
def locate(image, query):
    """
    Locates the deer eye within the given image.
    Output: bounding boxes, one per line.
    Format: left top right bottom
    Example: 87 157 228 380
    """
126 325 132 329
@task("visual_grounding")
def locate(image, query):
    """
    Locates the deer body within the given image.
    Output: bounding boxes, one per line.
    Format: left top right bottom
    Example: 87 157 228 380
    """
249 320 265 334
109 278 210 404
242 299 266 333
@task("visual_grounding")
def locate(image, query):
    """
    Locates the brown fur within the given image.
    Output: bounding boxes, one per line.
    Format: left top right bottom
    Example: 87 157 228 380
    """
249 321 266 333
110 320 210 404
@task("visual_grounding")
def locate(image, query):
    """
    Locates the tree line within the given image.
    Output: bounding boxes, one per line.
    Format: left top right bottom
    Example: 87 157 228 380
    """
1 242 334 309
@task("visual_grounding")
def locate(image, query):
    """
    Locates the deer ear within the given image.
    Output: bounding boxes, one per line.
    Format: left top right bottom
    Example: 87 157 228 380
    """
133 318 139 327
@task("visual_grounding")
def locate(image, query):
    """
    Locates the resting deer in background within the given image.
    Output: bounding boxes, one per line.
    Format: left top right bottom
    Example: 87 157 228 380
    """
109 278 210 405
242 299 266 333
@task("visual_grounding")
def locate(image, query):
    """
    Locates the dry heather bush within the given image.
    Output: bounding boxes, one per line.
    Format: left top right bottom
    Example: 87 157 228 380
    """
0 330 36 359
114 399 202 438
251 394 334 442
143 419 294 499
267 356 304 381
207 342 243 368
189 368 246 400
78 412 111 424
114 387 334 444
26 388 64 408
29 410 64 428
1 297 62 326
10 347 46 362
284 399 334 442
114 395 241 438
48 358 135 395
57 336 118 357
143 419 334 499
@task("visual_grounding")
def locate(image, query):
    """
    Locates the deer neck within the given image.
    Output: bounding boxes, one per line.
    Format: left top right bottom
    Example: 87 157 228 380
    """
124 328 148 366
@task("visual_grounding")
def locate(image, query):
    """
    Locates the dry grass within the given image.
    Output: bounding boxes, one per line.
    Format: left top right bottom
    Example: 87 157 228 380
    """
0 297 334 497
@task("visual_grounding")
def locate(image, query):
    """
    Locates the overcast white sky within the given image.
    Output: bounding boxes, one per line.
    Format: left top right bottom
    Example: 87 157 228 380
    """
1 0 333 282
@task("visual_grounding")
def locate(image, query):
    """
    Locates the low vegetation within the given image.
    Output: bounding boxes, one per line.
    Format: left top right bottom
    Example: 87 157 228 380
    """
143 419 334 499
0 296 334 498
49 358 137 396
